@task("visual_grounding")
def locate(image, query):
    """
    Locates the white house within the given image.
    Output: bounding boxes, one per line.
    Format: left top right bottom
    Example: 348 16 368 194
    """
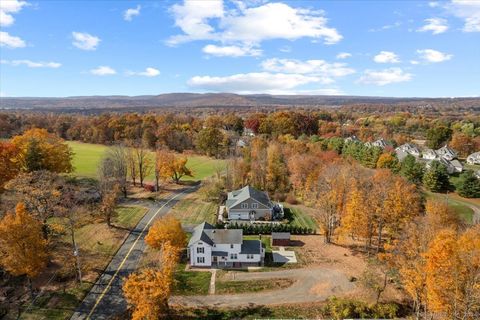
422 149 438 160
436 145 457 161
467 152 480 165
365 138 390 149
426 158 462 174
188 222 264 268
396 143 421 158
344 135 361 143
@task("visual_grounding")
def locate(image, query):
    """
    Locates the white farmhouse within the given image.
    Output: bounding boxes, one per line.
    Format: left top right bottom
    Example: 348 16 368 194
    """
188 222 264 268
467 152 480 165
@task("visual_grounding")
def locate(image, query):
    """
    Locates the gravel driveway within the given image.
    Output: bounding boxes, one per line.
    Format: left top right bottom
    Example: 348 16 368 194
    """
171 267 356 307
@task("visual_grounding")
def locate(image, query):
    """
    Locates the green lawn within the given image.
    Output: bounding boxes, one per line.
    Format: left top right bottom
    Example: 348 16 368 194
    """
67 141 225 182
215 278 294 294
166 194 217 226
425 192 474 224
173 264 211 296
284 207 318 230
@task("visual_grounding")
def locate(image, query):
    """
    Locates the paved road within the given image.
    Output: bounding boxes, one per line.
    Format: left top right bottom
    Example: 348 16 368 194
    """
71 185 198 320
171 267 356 307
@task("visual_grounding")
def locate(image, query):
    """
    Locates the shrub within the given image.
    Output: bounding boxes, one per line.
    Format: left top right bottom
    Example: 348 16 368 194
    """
144 184 155 192
285 194 298 205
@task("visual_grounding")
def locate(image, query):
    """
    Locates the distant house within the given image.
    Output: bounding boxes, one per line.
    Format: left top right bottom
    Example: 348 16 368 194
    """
467 152 480 165
396 143 421 158
426 158 462 174
188 222 264 268
450 159 463 173
475 171 480 179
422 149 438 160
236 139 248 148
365 138 390 149
243 128 255 137
344 135 361 143
225 185 283 221
395 149 409 161
436 145 457 161
271 232 291 246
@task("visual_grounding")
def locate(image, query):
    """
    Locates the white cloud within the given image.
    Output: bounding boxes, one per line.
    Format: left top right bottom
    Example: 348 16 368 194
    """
202 44 262 57
0 31 25 48
72 32 100 50
429 2 440 8
373 51 400 63
0 0 27 27
336 52 351 59
127 67 160 77
168 1 342 47
417 49 452 63
417 18 449 34
369 21 401 32
188 72 323 94
358 68 412 86
445 0 480 32
124 5 141 21
1 59 61 68
261 58 354 84
410 60 420 65
90 66 116 76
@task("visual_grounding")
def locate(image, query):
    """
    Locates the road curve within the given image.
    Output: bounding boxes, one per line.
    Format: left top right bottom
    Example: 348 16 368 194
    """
71 185 198 320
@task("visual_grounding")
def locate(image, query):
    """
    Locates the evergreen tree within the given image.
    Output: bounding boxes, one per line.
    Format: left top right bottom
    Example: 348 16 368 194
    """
423 161 450 192
400 155 425 185
24 139 44 172
456 170 480 198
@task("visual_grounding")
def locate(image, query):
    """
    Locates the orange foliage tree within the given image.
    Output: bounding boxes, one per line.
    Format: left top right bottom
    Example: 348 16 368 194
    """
145 216 186 250
0 141 20 191
156 150 193 184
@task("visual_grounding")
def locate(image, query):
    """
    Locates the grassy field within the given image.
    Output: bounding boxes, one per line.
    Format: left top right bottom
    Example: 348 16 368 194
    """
18 206 147 320
173 264 211 296
67 141 225 181
166 193 218 226
425 191 474 223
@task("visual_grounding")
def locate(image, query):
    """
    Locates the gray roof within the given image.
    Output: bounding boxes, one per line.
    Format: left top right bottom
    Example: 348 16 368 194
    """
240 240 262 255
272 232 291 239
204 229 242 244
226 185 272 209
188 222 243 247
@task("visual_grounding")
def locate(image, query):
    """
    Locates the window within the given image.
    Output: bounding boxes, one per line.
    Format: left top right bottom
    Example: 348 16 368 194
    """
251 203 258 209
230 244 234 249
196 247 204 254
241 203 248 209
230 253 237 260
197 257 205 264
246 254 254 259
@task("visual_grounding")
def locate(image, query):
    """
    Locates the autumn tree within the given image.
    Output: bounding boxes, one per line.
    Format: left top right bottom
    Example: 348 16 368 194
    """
196 127 227 158
11 128 73 173
145 216 186 250
5 171 63 239
0 203 48 298
450 132 476 157
426 126 452 149
265 142 290 196
131 141 153 187
156 150 193 183
0 141 20 191
100 185 120 227
98 145 128 197
376 152 399 172
249 138 268 190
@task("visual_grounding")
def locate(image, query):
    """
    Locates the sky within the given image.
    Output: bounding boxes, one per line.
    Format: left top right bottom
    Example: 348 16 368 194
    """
0 0 479 98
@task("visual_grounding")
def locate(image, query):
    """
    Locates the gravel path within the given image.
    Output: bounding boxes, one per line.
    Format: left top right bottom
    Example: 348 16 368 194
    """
171 267 356 307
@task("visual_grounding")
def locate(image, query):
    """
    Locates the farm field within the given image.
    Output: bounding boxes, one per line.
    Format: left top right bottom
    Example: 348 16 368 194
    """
67 141 225 181
18 206 147 320
165 193 218 227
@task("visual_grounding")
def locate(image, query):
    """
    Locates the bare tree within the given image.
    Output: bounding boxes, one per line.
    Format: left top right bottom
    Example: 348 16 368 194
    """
131 141 152 187
98 145 128 197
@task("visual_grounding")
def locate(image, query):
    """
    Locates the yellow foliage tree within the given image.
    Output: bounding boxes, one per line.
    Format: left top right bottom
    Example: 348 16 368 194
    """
156 150 193 183
11 128 73 173
0 203 48 296
145 216 186 250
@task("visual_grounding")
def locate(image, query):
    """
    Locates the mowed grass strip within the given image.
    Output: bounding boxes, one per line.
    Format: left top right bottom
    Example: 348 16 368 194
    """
67 141 225 181
173 264 211 296
215 278 295 295
288 207 317 230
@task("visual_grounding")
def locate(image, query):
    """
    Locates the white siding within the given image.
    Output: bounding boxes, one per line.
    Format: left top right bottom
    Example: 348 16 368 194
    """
189 241 212 267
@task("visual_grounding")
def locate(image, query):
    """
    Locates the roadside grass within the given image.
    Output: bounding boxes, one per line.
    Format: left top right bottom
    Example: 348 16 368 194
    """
173 264 211 296
215 278 294 295
18 206 147 320
67 141 225 182
166 193 217 226
425 191 474 223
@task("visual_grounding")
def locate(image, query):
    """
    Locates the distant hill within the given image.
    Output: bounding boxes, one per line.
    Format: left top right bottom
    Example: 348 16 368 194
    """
1 93 479 110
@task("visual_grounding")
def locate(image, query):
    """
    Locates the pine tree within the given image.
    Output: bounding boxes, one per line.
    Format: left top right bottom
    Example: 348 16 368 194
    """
456 170 480 198
423 161 450 192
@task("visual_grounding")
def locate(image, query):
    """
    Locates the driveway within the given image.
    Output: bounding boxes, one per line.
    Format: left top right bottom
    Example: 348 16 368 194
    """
171 267 356 307
71 185 198 320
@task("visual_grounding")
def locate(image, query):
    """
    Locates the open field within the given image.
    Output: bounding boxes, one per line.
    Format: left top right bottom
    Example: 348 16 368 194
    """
17 206 147 320
67 141 226 181
165 193 217 226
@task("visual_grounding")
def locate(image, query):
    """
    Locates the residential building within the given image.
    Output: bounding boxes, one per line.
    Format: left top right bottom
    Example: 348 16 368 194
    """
422 149 438 160
395 143 421 157
436 145 457 161
467 152 480 165
225 185 283 221
188 222 264 268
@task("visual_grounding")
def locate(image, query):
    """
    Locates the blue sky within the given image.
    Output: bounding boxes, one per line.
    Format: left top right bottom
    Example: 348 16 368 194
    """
0 0 479 97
